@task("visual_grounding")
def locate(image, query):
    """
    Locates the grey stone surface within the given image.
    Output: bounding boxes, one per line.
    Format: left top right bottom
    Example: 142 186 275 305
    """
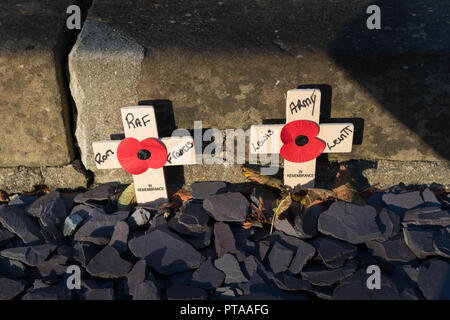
214 254 248 284
0 244 56 266
0 256 26 278
403 207 450 227
267 242 294 274
313 236 357 269
191 258 225 290
0 167 44 193
403 225 439 259
366 235 417 263
0 205 43 244
214 222 245 261
203 192 249 222
376 208 402 241
126 260 147 297
41 160 89 190
433 228 450 258
0 0 75 167
168 202 210 235
417 259 450 300
318 202 381 244
0 277 25 300
191 182 227 200
22 284 72 300
128 229 204 275
272 272 312 292
68 19 145 171
301 260 359 287
382 191 424 213
127 207 152 230
133 280 160 300
86 246 132 279
109 221 129 254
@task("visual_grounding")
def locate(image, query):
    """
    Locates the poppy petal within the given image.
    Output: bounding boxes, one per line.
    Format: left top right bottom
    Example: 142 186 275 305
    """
140 138 167 169
280 120 325 163
117 137 149 175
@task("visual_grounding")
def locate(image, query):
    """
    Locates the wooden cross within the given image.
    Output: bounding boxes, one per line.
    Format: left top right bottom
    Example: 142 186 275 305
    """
92 106 196 207
250 89 355 190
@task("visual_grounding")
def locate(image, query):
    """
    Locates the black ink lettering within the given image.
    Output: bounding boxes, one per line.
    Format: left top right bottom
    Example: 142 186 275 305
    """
142 114 150 127
125 113 135 129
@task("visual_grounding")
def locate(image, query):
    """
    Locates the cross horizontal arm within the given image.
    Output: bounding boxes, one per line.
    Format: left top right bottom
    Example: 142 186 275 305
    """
250 123 355 155
92 136 196 170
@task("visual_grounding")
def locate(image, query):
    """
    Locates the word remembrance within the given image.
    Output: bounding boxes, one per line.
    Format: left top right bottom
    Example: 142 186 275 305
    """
250 88 355 189
92 106 196 206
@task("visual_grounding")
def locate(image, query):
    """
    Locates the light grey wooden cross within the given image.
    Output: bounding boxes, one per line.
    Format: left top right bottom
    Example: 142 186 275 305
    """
250 89 355 190
92 106 196 206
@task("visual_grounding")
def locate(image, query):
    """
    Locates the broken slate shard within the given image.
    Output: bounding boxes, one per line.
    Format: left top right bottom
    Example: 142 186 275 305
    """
63 213 84 237
26 192 68 228
133 280 160 300
300 260 359 287
0 256 26 278
22 284 72 300
168 202 210 236
403 207 450 227
191 258 225 290
421 188 441 208
433 228 450 258
312 236 357 269
0 244 56 266
333 269 399 300
86 246 132 279
0 205 43 244
382 191 424 213
366 235 416 263
376 208 401 241
250 186 279 221
272 272 312 292
191 181 227 200
0 277 25 300
127 207 152 230
0 226 16 247
267 242 294 274
214 253 248 284
214 222 245 261
109 221 129 254
318 202 381 244
128 229 204 275
74 182 122 203
203 192 249 222
403 225 439 259
126 260 148 297
73 242 98 268
417 258 450 300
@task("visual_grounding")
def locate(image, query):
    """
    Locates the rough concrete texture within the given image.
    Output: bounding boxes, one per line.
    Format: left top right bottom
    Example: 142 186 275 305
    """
85 0 449 164
68 19 145 171
0 0 75 166
0 161 89 193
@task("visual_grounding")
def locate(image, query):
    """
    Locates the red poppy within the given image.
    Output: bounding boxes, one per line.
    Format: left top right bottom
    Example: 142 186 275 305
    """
280 120 325 163
117 137 167 175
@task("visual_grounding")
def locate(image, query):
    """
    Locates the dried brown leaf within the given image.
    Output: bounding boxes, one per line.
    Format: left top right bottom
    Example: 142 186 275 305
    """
242 167 285 192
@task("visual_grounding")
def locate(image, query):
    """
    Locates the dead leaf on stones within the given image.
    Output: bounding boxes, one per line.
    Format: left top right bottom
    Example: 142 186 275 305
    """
243 195 272 229
270 195 293 234
0 190 9 203
117 183 136 211
171 189 193 202
291 188 336 208
242 167 285 192
23 187 51 197
332 165 366 205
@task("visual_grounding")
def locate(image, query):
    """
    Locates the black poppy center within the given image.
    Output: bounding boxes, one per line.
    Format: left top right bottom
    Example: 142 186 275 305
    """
295 135 309 147
137 149 151 160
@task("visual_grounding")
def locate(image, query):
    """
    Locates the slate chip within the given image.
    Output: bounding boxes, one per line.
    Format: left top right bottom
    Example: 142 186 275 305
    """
125 259 147 297
203 192 249 222
433 228 450 258
191 258 225 290
0 226 16 247
133 280 160 300
0 205 43 244
250 186 279 220
272 272 312 292
0 256 26 278
382 191 424 213
0 277 25 300
301 260 359 287
333 269 399 300
214 254 248 284
32 256 68 279
8 195 38 210
86 246 132 279
191 181 227 200
109 221 129 254
417 258 450 300
166 284 207 300
183 227 212 250
26 192 68 228
73 242 98 268
421 188 441 207
376 208 401 241
313 236 357 268
366 235 417 263
127 207 152 230
403 225 439 259
41 226 66 246
74 211 129 245
318 202 381 244
73 182 122 203
403 207 450 227
214 222 245 261
63 213 84 237
267 241 294 274
0 244 57 266
293 203 327 238
22 284 72 300
128 229 204 275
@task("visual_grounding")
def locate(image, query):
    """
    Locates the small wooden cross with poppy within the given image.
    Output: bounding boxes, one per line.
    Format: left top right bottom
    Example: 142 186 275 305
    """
250 89 355 190
92 106 196 207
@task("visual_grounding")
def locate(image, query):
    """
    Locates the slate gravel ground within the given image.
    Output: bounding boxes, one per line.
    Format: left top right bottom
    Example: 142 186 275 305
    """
0 183 448 300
